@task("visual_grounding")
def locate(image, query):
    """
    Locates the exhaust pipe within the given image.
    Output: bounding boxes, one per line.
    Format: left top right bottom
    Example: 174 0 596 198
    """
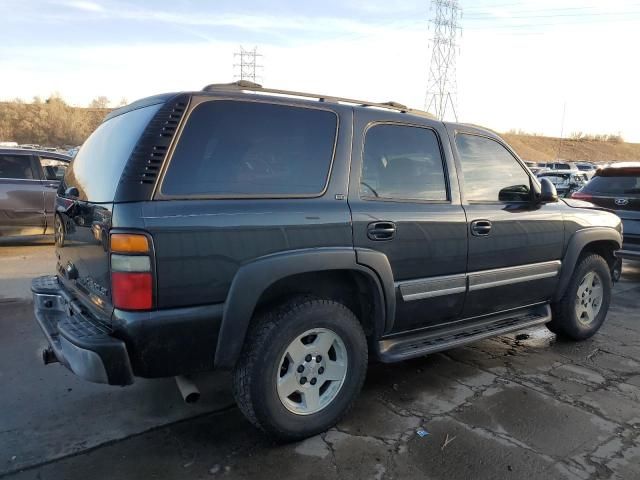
42 347 59 365
175 375 200 404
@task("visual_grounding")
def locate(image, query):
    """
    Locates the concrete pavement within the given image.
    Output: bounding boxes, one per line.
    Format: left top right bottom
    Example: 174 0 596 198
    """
1 239 639 479
0 237 55 300
0 240 233 476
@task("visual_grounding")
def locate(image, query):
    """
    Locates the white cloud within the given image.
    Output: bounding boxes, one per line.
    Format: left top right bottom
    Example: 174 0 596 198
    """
57 0 104 12
1 4 639 142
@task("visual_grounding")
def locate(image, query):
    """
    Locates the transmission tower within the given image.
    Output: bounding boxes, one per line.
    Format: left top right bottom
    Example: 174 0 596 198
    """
234 46 263 83
424 0 462 121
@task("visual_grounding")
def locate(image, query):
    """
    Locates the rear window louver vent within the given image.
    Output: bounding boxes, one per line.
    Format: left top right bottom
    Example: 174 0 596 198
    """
115 94 190 202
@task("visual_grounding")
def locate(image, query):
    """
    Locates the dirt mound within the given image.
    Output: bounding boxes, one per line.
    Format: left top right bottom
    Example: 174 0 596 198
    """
503 133 640 164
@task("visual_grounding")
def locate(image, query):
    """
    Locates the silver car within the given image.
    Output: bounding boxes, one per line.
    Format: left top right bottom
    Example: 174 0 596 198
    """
537 169 589 198
0 148 71 238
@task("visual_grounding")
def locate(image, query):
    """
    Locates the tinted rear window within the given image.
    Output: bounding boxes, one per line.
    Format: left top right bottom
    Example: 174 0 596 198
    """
360 124 447 201
62 103 162 202
583 175 640 197
161 101 337 197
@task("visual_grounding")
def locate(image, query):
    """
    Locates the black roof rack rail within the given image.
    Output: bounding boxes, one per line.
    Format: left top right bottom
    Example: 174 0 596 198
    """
202 81 435 119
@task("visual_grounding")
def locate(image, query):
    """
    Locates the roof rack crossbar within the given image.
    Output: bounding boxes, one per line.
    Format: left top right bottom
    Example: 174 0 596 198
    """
202 81 435 119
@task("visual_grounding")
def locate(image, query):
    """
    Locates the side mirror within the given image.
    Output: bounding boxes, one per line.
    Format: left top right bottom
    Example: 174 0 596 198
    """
65 186 79 198
538 177 558 203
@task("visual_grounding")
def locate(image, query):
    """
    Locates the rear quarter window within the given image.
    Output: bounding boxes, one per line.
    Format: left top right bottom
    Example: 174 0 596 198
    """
63 103 162 202
160 101 338 197
40 158 69 180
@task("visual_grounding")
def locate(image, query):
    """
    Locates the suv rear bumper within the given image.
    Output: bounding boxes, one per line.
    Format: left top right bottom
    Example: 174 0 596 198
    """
32 276 134 385
32 275 224 384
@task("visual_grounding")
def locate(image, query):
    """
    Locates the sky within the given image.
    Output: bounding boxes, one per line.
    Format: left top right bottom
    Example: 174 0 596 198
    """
1 0 640 141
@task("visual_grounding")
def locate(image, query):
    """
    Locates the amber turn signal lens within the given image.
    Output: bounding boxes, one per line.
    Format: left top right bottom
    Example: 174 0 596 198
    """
110 234 149 253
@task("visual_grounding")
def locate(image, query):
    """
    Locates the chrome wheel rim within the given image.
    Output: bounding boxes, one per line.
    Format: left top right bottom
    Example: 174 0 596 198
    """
276 328 348 416
575 271 604 325
54 216 63 246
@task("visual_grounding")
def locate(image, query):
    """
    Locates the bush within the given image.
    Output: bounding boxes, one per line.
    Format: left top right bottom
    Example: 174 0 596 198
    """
0 95 111 147
568 131 624 143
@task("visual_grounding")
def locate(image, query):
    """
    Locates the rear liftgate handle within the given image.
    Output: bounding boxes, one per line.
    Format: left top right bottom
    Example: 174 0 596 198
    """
367 221 396 241
471 219 492 236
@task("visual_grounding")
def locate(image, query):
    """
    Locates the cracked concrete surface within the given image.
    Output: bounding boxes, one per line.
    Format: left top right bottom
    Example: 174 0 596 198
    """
1 244 639 479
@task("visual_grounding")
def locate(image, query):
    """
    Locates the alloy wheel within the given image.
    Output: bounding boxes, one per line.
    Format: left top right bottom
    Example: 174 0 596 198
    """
574 271 604 325
276 328 348 415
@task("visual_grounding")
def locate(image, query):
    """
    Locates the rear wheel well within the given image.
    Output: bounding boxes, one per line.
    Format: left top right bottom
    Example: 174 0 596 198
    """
252 270 383 338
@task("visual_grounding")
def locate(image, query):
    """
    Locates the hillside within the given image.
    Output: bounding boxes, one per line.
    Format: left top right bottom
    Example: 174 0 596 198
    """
502 133 640 164
0 98 109 147
2 97 639 164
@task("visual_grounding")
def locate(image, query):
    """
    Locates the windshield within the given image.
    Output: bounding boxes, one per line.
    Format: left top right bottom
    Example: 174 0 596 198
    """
62 103 162 202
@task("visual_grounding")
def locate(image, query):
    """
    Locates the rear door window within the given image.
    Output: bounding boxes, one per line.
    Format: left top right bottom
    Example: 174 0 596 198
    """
359 124 447 201
161 101 338 197
0 154 34 179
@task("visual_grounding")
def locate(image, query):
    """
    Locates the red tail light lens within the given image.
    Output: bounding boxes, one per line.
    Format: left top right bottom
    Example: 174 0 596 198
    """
571 191 592 200
111 272 153 310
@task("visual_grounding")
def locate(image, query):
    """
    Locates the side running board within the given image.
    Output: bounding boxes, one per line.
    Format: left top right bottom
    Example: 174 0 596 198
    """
377 304 551 363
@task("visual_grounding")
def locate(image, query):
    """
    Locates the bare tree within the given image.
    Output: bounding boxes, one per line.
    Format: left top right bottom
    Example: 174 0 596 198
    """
89 96 110 108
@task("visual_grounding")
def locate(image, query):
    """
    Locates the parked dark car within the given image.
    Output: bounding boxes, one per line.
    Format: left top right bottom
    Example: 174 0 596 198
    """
537 170 589 198
32 82 622 441
576 162 598 178
573 163 640 265
0 148 71 238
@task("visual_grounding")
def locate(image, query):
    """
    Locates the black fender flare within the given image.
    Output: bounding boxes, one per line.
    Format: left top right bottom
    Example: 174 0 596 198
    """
354 248 396 333
214 247 396 368
554 227 622 301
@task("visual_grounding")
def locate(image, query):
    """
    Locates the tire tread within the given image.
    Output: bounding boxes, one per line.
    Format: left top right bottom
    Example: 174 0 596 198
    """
232 296 367 440
549 253 611 340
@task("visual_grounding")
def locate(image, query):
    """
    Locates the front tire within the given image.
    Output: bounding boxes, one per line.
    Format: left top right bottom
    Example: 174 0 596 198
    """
548 254 612 340
233 297 368 441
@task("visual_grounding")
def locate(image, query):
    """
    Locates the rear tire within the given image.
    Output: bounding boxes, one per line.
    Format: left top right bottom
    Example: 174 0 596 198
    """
548 254 612 340
233 297 368 441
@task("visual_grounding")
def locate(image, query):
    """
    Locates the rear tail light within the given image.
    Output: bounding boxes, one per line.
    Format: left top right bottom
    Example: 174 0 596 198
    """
112 272 153 310
571 191 592 201
110 233 153 311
